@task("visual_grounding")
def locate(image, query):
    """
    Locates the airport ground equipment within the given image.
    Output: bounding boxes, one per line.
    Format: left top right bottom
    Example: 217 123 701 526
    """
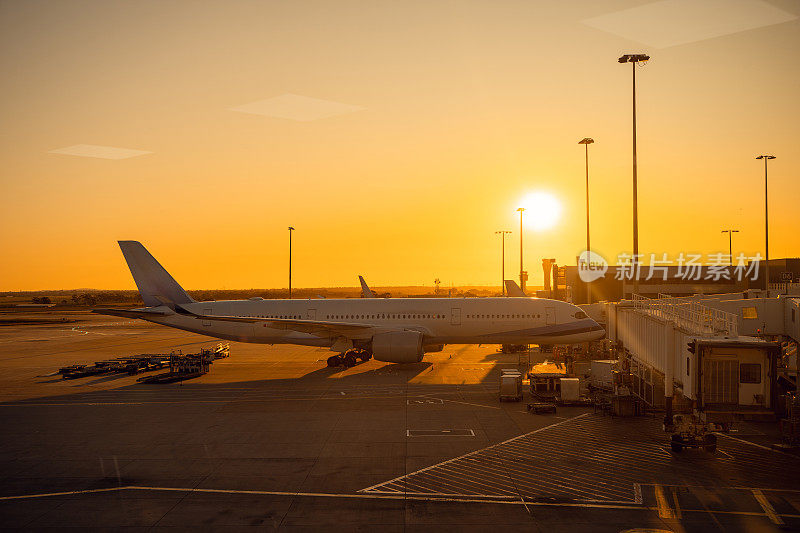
559 378 580 402
499 369 523 402
669 414 717 453
589 360 616 391
528 361 567 401
57 343 229 380
780 392 800 447
500 344 527 354
137 346 225 384
527 402 556 414
326 349 372 368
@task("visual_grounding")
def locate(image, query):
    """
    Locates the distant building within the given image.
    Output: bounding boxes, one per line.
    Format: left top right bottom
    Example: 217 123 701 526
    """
567 266 745 303
562 258 800 304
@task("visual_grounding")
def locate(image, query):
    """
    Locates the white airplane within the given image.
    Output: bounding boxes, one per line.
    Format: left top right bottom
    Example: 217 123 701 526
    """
95 241 604 366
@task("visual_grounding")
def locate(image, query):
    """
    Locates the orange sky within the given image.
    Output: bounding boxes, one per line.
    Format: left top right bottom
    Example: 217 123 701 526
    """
1 1 798 291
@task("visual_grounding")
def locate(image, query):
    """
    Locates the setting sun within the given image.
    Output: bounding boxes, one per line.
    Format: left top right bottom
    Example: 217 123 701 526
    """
520 192 562 232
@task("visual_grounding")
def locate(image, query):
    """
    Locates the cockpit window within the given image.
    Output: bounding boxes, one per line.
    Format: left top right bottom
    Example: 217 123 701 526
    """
574 311 587 319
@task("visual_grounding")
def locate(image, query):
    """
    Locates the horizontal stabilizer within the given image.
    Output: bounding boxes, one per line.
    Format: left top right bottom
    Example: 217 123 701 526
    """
92 307 173 319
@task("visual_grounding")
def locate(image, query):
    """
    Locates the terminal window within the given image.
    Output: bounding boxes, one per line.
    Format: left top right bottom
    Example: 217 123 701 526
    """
742 307 758 319
740 363 761 384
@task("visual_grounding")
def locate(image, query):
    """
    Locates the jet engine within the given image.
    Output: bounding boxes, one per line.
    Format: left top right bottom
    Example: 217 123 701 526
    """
424 344 445 353
372 331 424 363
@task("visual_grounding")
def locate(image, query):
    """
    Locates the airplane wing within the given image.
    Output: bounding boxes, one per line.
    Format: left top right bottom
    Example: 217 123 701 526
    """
359 276 375 298
92 307 174 319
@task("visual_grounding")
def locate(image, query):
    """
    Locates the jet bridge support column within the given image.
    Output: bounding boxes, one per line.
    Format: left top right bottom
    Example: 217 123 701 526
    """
663 321 675 428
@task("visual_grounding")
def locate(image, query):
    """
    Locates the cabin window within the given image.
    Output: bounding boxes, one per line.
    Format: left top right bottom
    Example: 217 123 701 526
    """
574 311 587 319
740 363 761 384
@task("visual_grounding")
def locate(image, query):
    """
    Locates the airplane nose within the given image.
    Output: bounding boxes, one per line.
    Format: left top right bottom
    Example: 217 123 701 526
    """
589 319 606 340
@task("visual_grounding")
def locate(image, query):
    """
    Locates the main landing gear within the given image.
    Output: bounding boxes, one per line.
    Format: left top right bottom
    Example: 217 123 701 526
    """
326 349 372 368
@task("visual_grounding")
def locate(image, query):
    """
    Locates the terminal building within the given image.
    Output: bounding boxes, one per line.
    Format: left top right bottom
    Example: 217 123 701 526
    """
561 258 800 304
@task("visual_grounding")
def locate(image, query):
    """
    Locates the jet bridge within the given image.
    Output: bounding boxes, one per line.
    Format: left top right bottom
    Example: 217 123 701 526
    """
606 294 782 420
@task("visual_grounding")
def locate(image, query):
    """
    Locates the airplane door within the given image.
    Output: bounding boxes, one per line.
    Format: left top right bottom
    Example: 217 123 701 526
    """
451 307 461 326
545 306 556 326
307 308 316 320
203 308 212 327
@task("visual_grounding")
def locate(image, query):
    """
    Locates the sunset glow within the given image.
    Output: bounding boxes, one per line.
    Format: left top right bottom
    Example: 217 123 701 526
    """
0 2 797 291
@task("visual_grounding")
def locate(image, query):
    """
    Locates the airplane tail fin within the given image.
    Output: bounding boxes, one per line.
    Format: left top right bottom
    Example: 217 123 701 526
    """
504 279 527 297
359 275 375 298
118 241 195 307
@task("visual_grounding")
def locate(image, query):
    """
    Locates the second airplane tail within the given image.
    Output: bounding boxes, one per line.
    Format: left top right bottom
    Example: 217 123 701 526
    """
118 241 195 307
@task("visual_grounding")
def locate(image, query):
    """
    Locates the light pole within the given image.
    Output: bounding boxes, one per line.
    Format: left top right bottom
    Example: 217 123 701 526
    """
756 155 775 291
496 230 512 296
721 229 739 266
288 226 295 298
579 137 594 303
517 207 526 293
618 53 649 297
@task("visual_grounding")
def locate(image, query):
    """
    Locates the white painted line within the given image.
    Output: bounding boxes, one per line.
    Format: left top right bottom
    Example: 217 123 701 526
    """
753 489 784 525
429 397 502 410
361 413 591 493
406 429 475 437
407 398 444 405
715 432 800 460
0 393 409 407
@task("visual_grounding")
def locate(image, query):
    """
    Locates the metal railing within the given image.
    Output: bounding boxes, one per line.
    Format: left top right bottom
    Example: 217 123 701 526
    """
770 282 800 294
632 294 738 337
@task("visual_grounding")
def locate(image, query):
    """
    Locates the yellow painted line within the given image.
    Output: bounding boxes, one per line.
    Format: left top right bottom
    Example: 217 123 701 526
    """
671 487 682 520
2 484 800 520
654 484 676 519
753 489 784 525
0 486 122 501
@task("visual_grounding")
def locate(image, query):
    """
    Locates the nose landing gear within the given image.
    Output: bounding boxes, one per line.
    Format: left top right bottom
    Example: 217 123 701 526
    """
326 349 372 368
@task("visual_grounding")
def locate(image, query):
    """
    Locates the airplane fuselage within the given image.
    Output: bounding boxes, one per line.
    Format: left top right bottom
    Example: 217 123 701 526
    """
147 297 604 349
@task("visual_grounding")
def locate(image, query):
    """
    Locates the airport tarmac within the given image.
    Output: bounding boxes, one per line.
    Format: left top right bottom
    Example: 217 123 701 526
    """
1 311 799 531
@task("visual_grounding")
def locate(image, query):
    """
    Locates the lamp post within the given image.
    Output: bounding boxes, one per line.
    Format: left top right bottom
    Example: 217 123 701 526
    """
618 53 649 297
756 155 775 291
517 207 526 293
579 137 594 303
288 226 295 298
721 229 739 266
496 230 512 296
